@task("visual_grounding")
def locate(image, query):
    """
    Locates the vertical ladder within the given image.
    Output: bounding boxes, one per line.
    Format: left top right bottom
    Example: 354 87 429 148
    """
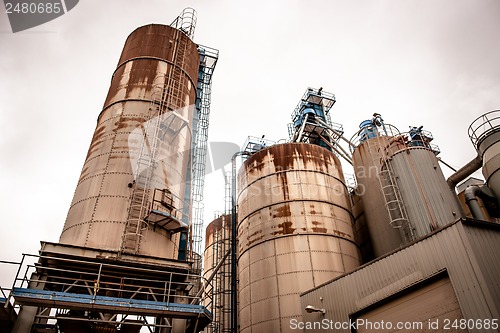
190 46 218 257
366 138 415 244
120 29 191 255
168 30 188 109
121 86 166 254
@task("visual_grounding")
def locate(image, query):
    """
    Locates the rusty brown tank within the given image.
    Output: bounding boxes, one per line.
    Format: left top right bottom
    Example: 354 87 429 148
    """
59 24 200 259
237 143 361 332
203 215 231 333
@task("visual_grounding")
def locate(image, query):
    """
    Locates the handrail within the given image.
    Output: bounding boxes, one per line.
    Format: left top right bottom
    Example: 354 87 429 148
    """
468 110 500 147
6 253 214 309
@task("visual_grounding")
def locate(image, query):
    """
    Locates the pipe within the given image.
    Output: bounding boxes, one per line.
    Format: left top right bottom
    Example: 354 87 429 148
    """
437 157 457 172
465 186 486 220
315 117 356 148
446 155 482 191
294 113 309 142
464 185 497 220
316 132 353 165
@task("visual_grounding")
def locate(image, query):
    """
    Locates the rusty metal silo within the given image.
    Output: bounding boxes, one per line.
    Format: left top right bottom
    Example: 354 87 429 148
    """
60 23 200 259
350 118 406 257
203 215 231 333
237 143 361 333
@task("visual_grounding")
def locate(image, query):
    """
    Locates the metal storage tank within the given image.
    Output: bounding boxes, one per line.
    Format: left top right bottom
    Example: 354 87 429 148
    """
389 146 463 238
237 143 361 333
59 24 200 258
469 110 500 199
350 119 405 257
203 215 231 333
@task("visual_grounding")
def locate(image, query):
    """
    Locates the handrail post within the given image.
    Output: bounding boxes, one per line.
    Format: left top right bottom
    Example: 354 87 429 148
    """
166 273 173 305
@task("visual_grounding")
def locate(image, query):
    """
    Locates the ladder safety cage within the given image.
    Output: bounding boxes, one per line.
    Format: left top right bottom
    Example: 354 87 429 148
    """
190 45 219 258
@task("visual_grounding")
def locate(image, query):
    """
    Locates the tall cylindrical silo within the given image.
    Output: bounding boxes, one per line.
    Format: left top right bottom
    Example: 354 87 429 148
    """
237 143 361 333
203 215 231 333
60 24 200 259
389 146 463 237
351 131 404 257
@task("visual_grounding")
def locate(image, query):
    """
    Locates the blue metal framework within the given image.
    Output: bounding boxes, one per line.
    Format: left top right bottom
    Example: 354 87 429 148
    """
288 87 345 152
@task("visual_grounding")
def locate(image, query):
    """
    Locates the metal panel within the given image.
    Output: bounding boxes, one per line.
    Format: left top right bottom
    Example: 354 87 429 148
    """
300 219 500 333
237 143 361 333
389 147 464 238
354 276 464 333
60 24 200 259
350 192 374 263
458 220 500 320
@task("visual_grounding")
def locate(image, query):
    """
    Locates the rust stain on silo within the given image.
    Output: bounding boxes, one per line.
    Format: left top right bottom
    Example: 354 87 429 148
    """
247 234 265 246
273 203 291 218
237 142 362 333
309 204 322 215
311 221 327 233
274 221 295 235
85 125 107 161
60 23 201 258
114 116 144 132
277 173 289 200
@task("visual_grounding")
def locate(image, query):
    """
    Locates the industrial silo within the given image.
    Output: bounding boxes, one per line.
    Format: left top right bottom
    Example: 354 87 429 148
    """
350 116 407 257
351 116 465 257
469 110 500 200
388 127 463 238
203 215 231 333
60 23 200 259
237 143 361 333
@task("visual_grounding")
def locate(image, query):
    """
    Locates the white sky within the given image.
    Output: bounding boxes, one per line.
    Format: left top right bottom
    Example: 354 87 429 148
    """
1 0 500 285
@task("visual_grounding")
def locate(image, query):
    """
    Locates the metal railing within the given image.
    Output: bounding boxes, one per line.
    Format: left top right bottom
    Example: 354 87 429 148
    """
350 124 440 155
242 136 276 154
468 110 500 147
350 122 401 151
170 7 197 40
7 253 213 310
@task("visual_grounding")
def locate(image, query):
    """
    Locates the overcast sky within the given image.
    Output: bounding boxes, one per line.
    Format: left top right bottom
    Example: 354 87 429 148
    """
1 0 500 284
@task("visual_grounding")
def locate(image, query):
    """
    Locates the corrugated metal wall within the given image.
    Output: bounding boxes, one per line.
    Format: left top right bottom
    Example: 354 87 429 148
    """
300 219 500 333
355 276 464 333
390 147 464 237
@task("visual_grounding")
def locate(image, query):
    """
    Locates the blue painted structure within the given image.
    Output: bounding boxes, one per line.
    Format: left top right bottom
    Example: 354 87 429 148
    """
12 288 212 319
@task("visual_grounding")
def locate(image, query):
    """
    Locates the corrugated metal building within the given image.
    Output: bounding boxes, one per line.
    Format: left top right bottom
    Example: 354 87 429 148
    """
300 218 500 333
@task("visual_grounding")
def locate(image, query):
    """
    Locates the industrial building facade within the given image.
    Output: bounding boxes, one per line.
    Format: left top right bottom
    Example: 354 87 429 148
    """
300 218 500 333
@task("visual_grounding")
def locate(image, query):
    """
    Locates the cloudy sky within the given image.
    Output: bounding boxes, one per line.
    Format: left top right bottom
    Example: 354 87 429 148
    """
1 0 500 283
